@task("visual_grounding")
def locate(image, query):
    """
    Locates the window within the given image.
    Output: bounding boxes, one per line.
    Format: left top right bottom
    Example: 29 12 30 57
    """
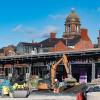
68 46 75 48
75 25 79 32
75 25 77 32
68 25 71 33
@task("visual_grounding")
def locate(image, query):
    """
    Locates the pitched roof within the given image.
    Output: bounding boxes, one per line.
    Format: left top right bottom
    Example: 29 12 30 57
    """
39 38 61 48
17 36 80 49
17 42 40 47
39 37 80 48
67 36 80 46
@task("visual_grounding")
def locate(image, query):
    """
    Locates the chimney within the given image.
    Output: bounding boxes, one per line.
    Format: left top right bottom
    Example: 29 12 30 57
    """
98 30 100 48
80 28 88 39
50 32 56 39
81 29 87 35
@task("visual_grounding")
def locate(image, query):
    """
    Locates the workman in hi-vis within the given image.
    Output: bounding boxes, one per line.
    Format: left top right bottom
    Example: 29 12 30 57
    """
53 79 59 93
1 79 13 96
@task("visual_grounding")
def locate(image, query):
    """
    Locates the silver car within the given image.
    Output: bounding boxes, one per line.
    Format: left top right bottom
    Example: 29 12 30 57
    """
85 85 100 100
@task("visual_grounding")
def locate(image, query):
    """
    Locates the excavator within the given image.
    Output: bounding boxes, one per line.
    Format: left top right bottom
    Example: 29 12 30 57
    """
37 54 77 90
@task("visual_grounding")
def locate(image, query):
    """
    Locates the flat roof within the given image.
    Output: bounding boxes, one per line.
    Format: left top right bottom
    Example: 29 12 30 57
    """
0 48 100 61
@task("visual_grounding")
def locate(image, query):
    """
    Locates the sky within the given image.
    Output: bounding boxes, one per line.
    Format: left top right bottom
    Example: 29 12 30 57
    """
0 0 100 48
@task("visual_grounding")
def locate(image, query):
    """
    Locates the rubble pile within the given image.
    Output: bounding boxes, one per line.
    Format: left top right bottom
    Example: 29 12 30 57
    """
26 75 39 91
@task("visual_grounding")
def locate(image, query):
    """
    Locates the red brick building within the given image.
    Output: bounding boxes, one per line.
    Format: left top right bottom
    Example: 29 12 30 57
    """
40 10 93 52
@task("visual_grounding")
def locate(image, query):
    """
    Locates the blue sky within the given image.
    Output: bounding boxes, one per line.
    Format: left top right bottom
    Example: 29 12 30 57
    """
0 0 100 48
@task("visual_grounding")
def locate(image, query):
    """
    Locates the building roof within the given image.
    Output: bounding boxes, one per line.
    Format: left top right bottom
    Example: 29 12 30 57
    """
39 38 60 48
39 37 80 48
67 36 80 46
0 48 4 53
17 42 40 47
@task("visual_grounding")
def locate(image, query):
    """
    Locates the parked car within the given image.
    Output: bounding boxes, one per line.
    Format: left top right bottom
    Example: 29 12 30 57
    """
82 84 100 100
62 84 87 100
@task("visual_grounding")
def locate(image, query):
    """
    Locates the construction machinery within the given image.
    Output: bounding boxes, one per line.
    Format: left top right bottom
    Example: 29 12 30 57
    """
37 54 77 90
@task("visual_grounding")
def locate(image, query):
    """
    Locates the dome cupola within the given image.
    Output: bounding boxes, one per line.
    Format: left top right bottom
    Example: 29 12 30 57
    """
66 10 80 24
63 10 81 39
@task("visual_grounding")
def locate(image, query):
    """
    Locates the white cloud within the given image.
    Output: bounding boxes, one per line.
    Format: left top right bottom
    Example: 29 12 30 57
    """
11 25 34 34
12 24 23 32
39 25 60 38
49 14 66 20
10 25 60 42
28 25 60 39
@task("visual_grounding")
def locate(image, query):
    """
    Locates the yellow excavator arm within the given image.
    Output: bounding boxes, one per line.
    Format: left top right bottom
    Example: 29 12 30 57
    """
51 54 69 87
37 54 71 90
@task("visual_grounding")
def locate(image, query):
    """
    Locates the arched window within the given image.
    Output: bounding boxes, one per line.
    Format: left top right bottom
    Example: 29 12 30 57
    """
77 26 79 32
65 26 67 32
75 25 79 32
68 25 71 33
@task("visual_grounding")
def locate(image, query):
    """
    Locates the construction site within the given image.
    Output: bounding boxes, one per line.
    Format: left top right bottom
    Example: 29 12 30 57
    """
0 48 99 99
0 9 99 100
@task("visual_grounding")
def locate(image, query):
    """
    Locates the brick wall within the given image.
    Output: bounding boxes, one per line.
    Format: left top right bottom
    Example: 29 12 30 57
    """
50 41 67 52
74 29 93 50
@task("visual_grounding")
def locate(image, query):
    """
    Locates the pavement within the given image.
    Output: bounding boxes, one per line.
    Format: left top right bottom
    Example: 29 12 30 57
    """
29 95 76 100
0 95 76 100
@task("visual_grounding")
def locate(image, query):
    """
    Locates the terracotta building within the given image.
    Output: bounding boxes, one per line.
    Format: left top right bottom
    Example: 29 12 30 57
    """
39 10 93 52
